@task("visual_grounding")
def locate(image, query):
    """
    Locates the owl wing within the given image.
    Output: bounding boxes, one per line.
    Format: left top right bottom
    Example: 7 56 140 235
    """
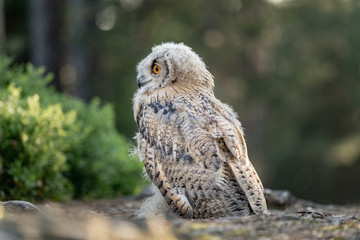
211 103 269 215
136 104 194 219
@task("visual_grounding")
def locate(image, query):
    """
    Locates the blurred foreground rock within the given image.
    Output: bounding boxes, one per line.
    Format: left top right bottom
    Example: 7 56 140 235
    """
0 189 359 240
0 201 42 215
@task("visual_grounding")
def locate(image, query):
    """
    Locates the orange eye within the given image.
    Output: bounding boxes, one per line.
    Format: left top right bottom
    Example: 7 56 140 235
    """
152 64 161 74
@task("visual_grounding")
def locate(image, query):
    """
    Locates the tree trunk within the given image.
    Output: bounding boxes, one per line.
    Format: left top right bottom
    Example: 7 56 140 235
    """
28 0 61 91
0 0 5 54
62 0 96 101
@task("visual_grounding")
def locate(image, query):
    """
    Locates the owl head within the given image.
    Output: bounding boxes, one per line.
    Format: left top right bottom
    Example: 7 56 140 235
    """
136 42 214 92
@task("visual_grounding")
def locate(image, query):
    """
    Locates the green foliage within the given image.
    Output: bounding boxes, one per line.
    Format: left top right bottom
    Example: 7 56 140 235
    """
0 58 144 201
63 98 144 198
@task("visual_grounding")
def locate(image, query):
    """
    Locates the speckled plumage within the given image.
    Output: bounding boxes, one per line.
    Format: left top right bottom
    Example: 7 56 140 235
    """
134 42 269 219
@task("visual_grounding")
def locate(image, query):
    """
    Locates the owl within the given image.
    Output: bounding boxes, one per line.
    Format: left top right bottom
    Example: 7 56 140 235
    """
133 42 269 219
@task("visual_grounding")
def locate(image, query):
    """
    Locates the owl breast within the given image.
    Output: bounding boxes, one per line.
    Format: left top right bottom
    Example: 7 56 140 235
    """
137 91 224 171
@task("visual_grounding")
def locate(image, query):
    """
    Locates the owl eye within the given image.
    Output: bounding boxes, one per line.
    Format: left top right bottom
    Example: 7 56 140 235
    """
152 64 161 74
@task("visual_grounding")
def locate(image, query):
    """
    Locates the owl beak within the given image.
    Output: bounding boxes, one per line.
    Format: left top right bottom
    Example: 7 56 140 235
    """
137 74 151 89
137 75 144 88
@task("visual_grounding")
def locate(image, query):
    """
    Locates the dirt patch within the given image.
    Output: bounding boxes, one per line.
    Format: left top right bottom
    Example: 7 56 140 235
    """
0 190 359 239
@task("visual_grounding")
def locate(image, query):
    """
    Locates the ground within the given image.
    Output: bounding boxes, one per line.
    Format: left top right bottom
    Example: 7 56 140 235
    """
0 189 359 240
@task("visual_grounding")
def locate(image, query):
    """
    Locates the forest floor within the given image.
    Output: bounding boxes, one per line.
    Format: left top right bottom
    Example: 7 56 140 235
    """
0 189 359 240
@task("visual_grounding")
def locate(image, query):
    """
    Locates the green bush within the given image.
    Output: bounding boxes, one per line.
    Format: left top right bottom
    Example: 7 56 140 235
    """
0 58 144 201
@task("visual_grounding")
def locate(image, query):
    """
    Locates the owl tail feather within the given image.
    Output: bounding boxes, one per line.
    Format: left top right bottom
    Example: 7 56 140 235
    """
227 158 270 215
152 161 194 218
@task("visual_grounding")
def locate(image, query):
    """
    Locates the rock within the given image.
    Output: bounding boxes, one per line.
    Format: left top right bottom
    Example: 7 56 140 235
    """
263 188 295 208
0 201 42 215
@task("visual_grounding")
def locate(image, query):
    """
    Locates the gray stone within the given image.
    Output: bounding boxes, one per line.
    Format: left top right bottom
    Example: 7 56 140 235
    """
1 200 42 215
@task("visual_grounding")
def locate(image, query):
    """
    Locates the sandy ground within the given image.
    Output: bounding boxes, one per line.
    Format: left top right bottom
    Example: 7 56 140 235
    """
0 190 359 240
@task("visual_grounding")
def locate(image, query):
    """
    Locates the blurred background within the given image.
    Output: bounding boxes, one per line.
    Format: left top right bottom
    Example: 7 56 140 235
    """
1 0 359 204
